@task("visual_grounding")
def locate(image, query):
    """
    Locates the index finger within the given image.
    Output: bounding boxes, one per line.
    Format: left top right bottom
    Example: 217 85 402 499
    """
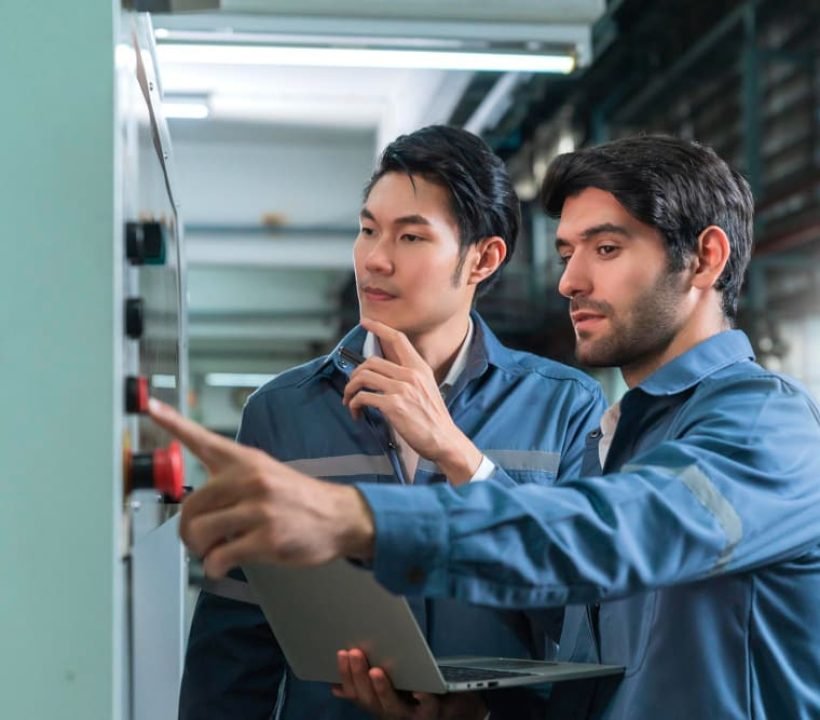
360 318 423 369
147 398 239 471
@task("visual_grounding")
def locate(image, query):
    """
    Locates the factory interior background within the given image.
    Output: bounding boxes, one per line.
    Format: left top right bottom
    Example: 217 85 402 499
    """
161 0 820 446
2 0 818 717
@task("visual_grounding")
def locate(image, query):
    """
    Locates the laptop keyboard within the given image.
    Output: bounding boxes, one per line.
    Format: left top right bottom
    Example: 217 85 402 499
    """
438 665 531 682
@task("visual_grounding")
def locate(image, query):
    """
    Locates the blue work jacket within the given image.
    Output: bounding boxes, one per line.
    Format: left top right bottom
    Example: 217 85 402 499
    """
360 330 820 719
178 312 605 720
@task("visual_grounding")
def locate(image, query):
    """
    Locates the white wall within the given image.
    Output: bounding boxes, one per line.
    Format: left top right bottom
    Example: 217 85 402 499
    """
165 122 376 224
137 122 377 434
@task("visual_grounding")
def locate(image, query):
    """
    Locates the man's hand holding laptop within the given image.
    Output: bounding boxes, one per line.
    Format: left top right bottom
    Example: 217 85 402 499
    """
332 648 488 720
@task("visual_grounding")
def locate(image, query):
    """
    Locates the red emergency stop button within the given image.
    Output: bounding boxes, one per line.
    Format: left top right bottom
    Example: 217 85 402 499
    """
154 441 184 500
125 376 150 414
129 441 185 501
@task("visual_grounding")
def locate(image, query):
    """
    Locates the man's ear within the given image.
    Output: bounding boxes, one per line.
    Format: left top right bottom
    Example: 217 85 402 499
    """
692 225 731 291
466 236 507 286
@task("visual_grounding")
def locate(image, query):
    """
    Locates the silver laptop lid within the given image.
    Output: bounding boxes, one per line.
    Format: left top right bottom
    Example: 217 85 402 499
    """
243 559 448 693
242 559 624 694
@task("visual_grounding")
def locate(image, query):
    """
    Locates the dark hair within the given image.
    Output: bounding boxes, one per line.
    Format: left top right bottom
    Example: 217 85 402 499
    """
364 125 520 294
541 134 754 319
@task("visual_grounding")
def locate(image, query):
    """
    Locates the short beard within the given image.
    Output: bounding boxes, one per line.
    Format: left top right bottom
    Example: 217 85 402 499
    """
575 268 686 370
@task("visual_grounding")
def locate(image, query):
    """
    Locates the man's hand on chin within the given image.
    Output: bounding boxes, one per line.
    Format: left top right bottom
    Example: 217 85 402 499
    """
343 318 483 485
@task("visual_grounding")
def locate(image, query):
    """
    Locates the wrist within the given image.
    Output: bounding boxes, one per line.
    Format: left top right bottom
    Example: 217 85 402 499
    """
435 430 483 486
334 486 376 560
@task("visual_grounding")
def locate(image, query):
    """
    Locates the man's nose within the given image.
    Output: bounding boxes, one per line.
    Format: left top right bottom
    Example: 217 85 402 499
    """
557 253 591 299
364 237 394 274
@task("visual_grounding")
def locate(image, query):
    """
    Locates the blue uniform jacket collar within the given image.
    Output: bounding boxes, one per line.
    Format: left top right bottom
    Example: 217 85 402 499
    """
637 329 755 397
312 311 509 389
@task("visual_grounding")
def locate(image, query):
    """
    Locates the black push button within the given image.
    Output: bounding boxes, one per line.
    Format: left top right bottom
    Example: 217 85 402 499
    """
125 221 166 265
125 297 144 339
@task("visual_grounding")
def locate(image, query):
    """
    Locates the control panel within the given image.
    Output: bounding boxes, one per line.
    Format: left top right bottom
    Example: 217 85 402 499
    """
118 12 188 719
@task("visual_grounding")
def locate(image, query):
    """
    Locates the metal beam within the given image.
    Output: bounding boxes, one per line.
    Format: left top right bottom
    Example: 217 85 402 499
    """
186 237 354 269
153 13 596 48
464 73 523 135
185 224 357 269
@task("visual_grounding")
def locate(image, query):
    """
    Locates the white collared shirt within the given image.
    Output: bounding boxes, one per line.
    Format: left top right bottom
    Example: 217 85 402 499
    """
598 401 622 468
362 318 494 483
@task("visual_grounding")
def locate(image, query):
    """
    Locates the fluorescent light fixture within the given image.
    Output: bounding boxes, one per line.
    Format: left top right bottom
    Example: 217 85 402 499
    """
151 374 178 389
205 373 276 388
156 43 575 74
162 101 209 119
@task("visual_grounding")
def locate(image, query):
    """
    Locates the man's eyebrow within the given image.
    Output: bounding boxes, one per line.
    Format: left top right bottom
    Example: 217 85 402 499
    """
358 209 432 227
581 222 631 239
554 222 632 250
394 214 432 227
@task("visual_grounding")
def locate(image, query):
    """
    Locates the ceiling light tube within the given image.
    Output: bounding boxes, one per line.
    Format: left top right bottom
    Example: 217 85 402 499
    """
162 101 210 119
151 374 178 389
204 373 275 387
156 43 575 74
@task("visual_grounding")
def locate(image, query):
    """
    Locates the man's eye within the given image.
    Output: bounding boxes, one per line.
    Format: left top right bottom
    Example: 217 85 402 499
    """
598 244 618 256
557 254 571 266
359 226 375 236
402 234 423 243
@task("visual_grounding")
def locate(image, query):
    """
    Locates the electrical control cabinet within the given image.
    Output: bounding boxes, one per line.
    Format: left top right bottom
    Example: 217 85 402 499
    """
1 7 189 719
119 13 189 720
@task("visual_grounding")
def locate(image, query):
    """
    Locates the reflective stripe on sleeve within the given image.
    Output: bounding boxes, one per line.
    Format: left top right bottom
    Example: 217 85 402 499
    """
486 450 561 473
625 462 743 569
285 454 394 477
417 449 560 475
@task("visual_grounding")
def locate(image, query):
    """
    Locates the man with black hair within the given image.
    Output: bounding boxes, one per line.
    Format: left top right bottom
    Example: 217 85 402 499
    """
157 133 820 719
176 125 604 720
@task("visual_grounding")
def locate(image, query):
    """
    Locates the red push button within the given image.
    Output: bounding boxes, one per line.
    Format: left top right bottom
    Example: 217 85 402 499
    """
153 441 184 500
125 376 150 414
128 441 185 502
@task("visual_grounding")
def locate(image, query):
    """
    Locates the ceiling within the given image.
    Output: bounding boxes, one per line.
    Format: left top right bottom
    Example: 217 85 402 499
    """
151 1 602 141
141 1 605 405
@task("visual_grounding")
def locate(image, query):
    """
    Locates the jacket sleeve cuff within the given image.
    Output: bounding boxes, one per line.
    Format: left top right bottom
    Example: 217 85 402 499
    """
354 483 450 596
469 454 496 482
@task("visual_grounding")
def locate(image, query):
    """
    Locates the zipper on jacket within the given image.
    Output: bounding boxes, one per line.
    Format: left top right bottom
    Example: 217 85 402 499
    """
362 410 408 485
330 371 409 486
383 438 409 485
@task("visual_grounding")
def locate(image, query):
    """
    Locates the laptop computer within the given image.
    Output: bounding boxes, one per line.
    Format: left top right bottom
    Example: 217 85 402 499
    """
243 558 623 693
